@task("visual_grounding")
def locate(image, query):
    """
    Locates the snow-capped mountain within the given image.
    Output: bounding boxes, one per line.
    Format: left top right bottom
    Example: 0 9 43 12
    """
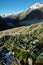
0 3 43 31
20 3 43 20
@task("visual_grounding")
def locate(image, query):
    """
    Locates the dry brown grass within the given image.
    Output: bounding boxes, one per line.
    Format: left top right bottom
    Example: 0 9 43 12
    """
0 22 43 38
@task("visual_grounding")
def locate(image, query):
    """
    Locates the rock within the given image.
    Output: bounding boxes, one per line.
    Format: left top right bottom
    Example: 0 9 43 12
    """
0 49 21 65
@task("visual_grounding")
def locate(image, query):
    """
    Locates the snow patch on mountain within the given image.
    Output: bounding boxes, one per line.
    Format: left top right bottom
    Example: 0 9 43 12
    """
30 3 43 9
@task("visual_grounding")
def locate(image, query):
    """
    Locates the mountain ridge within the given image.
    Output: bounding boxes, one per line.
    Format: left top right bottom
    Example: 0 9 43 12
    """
0 3 43 31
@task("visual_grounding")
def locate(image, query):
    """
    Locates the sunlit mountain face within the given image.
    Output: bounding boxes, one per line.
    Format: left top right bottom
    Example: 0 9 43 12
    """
0 3 43 31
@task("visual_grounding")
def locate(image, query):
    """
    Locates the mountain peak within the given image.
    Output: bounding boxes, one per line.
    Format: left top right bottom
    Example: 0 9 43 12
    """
30 3 43 9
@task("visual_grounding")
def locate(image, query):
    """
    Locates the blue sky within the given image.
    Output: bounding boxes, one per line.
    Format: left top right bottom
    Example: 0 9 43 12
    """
0 0 43 15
